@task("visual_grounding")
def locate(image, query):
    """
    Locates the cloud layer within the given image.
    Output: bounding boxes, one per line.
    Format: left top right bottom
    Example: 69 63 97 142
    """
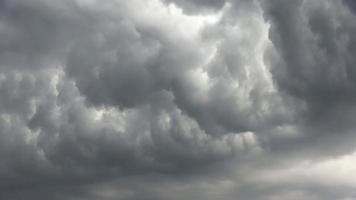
0 0 356 199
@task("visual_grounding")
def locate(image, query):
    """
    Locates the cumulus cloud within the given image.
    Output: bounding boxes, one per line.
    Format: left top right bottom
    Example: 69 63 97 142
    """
162 0 227 14
0 0 356 199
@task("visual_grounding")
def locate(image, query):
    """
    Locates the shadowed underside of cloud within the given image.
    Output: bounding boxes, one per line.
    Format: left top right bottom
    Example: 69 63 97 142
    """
0 0 356 199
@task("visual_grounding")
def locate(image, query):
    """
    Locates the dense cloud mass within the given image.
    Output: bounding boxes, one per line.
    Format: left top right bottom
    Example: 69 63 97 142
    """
0 0 356 199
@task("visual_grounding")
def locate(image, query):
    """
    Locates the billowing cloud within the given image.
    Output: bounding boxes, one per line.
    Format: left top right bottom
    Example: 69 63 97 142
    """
162 0 227 14
0 0 356 199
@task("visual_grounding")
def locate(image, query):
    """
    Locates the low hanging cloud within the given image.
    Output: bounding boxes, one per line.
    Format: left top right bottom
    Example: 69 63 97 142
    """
0 0 356 199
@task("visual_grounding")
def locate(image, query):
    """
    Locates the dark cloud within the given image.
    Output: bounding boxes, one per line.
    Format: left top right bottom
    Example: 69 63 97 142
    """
0 0 356 199
263 0 356 111
0 0 83 71
344 0 356 13
261 0 356 157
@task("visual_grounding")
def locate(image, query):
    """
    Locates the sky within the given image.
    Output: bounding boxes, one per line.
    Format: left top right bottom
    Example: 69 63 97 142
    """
0 0 356 199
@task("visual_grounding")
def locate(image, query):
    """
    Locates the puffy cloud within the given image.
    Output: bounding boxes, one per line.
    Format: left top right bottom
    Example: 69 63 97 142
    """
162 0 227 14
263 0 356 114
0 0 356 199
261 0 356 156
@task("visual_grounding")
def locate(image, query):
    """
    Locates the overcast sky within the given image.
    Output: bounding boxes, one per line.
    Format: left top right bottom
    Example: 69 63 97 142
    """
1 0 356 199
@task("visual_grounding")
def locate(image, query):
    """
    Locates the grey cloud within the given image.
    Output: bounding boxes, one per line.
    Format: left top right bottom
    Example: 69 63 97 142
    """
1 0 356 199
65 0 289 137
0 68 245 197
260 0 356 157
0 0 84 70
344 0 356 13
263 0 356 113
163 0 227 14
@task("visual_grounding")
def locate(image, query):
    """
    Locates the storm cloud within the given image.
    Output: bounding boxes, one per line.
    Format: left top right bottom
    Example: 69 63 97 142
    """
0 0 356 199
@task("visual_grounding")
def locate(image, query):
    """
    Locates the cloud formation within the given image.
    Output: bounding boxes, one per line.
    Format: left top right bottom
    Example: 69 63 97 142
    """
0 0 356 199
